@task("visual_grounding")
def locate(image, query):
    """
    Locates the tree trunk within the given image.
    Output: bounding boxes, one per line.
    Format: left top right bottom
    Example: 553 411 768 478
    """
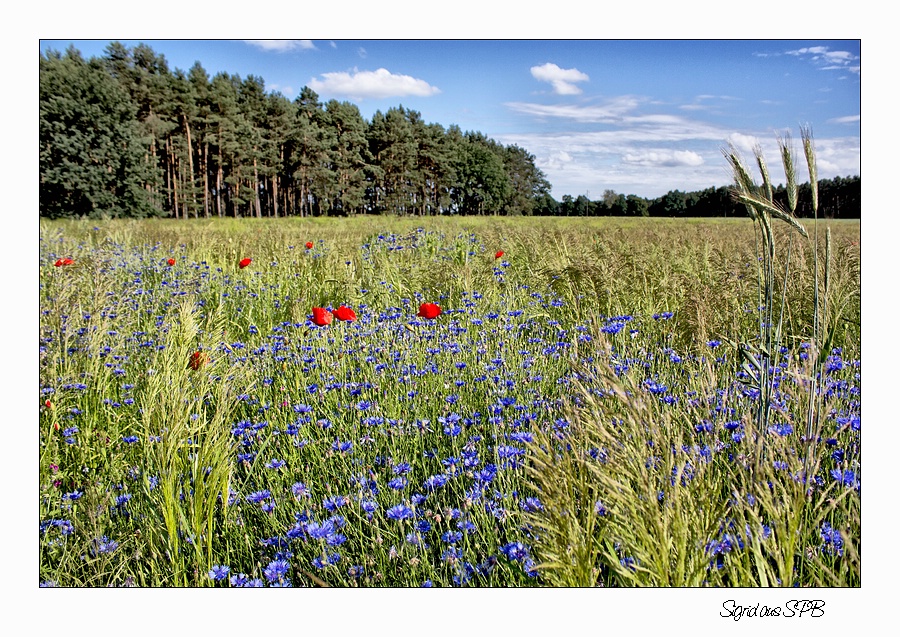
172 152 180 220
202 142 210 218
216 159 224 218
183 115 195 219
253 156 262 218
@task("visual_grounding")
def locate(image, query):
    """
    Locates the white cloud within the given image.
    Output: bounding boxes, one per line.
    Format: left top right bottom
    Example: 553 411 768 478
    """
505 97 641 123
622 150 704 168
530 62 590 95
495 123 859 200
726 132 761 155
786 45 860 74
244 40 316 53
307 68 440 100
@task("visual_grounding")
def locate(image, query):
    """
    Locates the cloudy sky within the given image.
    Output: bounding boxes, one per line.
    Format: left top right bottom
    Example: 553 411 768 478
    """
40 39 860 200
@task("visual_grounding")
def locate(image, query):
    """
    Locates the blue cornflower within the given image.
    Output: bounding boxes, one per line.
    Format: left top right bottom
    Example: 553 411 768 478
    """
292 482 311 499
246 490 271 503
263 559 290 583
265 458 286 469
520 497 544 512
122 435 140 444
500 542 530 562
306 520 334 541
327 533 347 546
229 573 250 587
821 522 845 556
388 477 407 490
769 423 793 436
423 474 449 491
323 495 347 511
830 469 860 489
475 464 497 484
348 565 365 579
386 504 414 521
91 536 120 555
415 519 431 533
441 530 463 544
332 439 353 453
457 519 476 533
393 462 412 475
208 565 230 581
360 499 379 515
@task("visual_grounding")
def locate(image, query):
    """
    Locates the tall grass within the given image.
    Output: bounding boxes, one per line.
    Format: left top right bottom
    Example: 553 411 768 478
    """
523 129 860 587
39 202 859 586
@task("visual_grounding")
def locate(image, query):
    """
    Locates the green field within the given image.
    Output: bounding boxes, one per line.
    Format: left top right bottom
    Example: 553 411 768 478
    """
38 215 861 587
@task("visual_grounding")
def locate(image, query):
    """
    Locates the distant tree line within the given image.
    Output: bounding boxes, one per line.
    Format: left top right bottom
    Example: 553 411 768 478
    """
40 42 860 220
535 177 859 219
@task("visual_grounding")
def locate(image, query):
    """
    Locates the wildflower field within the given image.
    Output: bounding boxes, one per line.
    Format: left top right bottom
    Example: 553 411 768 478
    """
38 210 860 588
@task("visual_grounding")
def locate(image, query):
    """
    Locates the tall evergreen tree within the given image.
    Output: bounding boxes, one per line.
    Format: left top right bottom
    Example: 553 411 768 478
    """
40 47 155 218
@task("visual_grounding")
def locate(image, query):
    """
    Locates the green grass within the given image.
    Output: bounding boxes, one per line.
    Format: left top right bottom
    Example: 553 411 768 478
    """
38 214 860 587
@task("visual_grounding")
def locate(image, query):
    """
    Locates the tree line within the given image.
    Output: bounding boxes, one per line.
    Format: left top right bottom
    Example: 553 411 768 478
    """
40 42 860 220
40 43 551 220
540 175 859 219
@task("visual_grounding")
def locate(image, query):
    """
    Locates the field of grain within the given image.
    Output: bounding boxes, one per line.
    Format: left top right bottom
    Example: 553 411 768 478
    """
38 216 860 588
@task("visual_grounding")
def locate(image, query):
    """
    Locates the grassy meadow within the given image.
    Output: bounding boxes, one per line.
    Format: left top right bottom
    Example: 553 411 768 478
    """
38 214 860 587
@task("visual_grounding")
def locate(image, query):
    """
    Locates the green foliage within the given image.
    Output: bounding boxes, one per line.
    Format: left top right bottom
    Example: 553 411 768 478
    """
40 48 157 219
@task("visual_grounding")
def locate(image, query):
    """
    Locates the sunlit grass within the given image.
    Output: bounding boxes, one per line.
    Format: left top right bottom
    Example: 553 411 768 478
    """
39 214 860 587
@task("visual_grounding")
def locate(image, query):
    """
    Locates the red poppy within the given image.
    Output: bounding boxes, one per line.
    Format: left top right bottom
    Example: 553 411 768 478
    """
188 351 210 370
334 305 357 322
54 258 74 267
167 258 176 266
44 400 53 409
495 251 504 259
239 258 252 269
305 241 314 250
311 307 333 326
417 302 442 320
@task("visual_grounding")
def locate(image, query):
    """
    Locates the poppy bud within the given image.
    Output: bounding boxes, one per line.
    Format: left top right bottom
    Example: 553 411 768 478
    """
188 351 210 370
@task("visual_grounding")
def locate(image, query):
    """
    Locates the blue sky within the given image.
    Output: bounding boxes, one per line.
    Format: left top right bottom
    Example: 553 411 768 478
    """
40 39 859 199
